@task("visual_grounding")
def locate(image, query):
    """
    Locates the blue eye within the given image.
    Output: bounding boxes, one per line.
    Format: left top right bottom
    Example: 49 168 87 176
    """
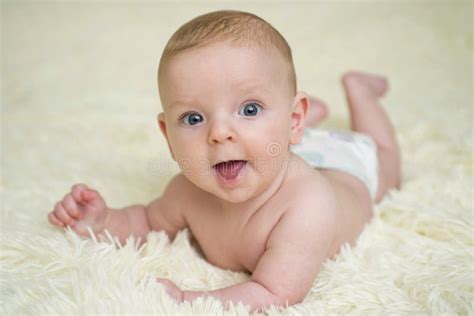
239 102 262 116
181 113 203 125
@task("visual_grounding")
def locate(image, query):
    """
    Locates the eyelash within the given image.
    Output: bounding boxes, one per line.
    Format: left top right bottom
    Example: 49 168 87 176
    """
180 112 203 126
179 102 263 126
238 102 263 116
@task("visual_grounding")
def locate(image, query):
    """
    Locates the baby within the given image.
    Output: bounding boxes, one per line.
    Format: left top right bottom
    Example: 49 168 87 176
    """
47 10 401 312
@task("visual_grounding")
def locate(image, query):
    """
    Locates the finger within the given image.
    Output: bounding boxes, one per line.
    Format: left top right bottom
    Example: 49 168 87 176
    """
81 189 105 209
71 183 88 203
48 212 64 227
62 194 82 220
54 202 75 226
81 189 98 203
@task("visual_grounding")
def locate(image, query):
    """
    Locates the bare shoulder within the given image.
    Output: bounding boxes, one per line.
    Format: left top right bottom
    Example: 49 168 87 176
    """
250 165 339 304
263 157 341 257
283 152 339 219
146 173 203 239
278 166 339 242
162 172 196 198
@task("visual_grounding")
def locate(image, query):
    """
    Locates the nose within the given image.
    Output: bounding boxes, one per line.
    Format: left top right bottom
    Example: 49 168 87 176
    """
207 119 236 145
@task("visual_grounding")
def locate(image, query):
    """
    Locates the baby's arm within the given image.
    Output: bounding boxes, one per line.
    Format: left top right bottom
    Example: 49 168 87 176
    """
181 183 338 311
47 174 187 245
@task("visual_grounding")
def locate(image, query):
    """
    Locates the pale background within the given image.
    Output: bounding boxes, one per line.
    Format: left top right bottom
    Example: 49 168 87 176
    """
1 1 472 314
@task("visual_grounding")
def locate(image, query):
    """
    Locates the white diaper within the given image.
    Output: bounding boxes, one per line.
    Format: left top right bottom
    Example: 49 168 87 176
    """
290 129 379 199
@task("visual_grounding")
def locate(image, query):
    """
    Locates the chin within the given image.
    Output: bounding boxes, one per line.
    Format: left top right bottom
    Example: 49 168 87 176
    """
215 188 253 203
182 176 248 203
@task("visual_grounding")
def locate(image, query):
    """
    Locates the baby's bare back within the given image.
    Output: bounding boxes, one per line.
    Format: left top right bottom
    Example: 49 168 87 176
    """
166 153 373 274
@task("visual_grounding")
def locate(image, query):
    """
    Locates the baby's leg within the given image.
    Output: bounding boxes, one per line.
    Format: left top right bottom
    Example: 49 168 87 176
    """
342 71 401 202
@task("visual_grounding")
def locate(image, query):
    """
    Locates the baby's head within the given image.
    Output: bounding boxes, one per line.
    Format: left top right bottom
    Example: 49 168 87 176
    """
158 10 297 101
157 10 308 203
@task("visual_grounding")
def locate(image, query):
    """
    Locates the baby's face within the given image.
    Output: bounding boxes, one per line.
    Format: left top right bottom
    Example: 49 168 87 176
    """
159 42 305 203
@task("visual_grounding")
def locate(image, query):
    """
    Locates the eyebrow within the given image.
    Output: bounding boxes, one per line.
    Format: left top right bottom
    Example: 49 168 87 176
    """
168 99 198 109
237 81 270 93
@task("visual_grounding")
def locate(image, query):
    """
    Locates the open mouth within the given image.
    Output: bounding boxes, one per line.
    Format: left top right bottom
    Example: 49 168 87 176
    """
213 160 248 181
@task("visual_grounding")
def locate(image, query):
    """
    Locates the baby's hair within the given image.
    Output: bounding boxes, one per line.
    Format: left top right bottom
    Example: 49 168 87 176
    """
158 10 297 95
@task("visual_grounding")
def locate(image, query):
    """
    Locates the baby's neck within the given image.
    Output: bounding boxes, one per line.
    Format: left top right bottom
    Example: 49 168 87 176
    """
217 154 290 221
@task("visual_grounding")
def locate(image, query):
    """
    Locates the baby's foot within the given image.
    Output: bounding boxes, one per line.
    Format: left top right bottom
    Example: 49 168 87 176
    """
305 97 329 127
342 71 389 98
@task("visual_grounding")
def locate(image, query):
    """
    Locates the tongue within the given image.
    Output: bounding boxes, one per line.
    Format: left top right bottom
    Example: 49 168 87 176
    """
215 160 246 179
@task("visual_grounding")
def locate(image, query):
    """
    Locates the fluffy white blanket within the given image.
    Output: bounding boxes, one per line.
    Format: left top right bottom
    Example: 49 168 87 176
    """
1 2 472 314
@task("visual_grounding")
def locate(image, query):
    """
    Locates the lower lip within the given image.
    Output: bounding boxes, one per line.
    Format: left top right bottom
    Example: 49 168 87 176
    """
213 161 248 188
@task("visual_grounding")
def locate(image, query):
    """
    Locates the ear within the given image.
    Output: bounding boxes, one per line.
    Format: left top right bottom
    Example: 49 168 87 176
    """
289 91 309 145
157 112 176 161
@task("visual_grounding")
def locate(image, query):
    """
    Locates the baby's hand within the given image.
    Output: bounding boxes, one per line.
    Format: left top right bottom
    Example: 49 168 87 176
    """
48 184 108 237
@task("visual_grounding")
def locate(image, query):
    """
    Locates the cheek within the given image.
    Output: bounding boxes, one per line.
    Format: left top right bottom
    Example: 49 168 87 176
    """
173 142 201 163
256 118 291 153
168 133 209 170
167 132 192 159
246 125 290 176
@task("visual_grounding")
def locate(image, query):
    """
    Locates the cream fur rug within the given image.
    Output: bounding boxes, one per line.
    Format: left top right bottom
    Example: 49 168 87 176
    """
1 2 472 314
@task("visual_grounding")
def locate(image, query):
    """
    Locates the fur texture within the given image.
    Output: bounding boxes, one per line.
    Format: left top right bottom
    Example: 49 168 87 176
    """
1 2 472 314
